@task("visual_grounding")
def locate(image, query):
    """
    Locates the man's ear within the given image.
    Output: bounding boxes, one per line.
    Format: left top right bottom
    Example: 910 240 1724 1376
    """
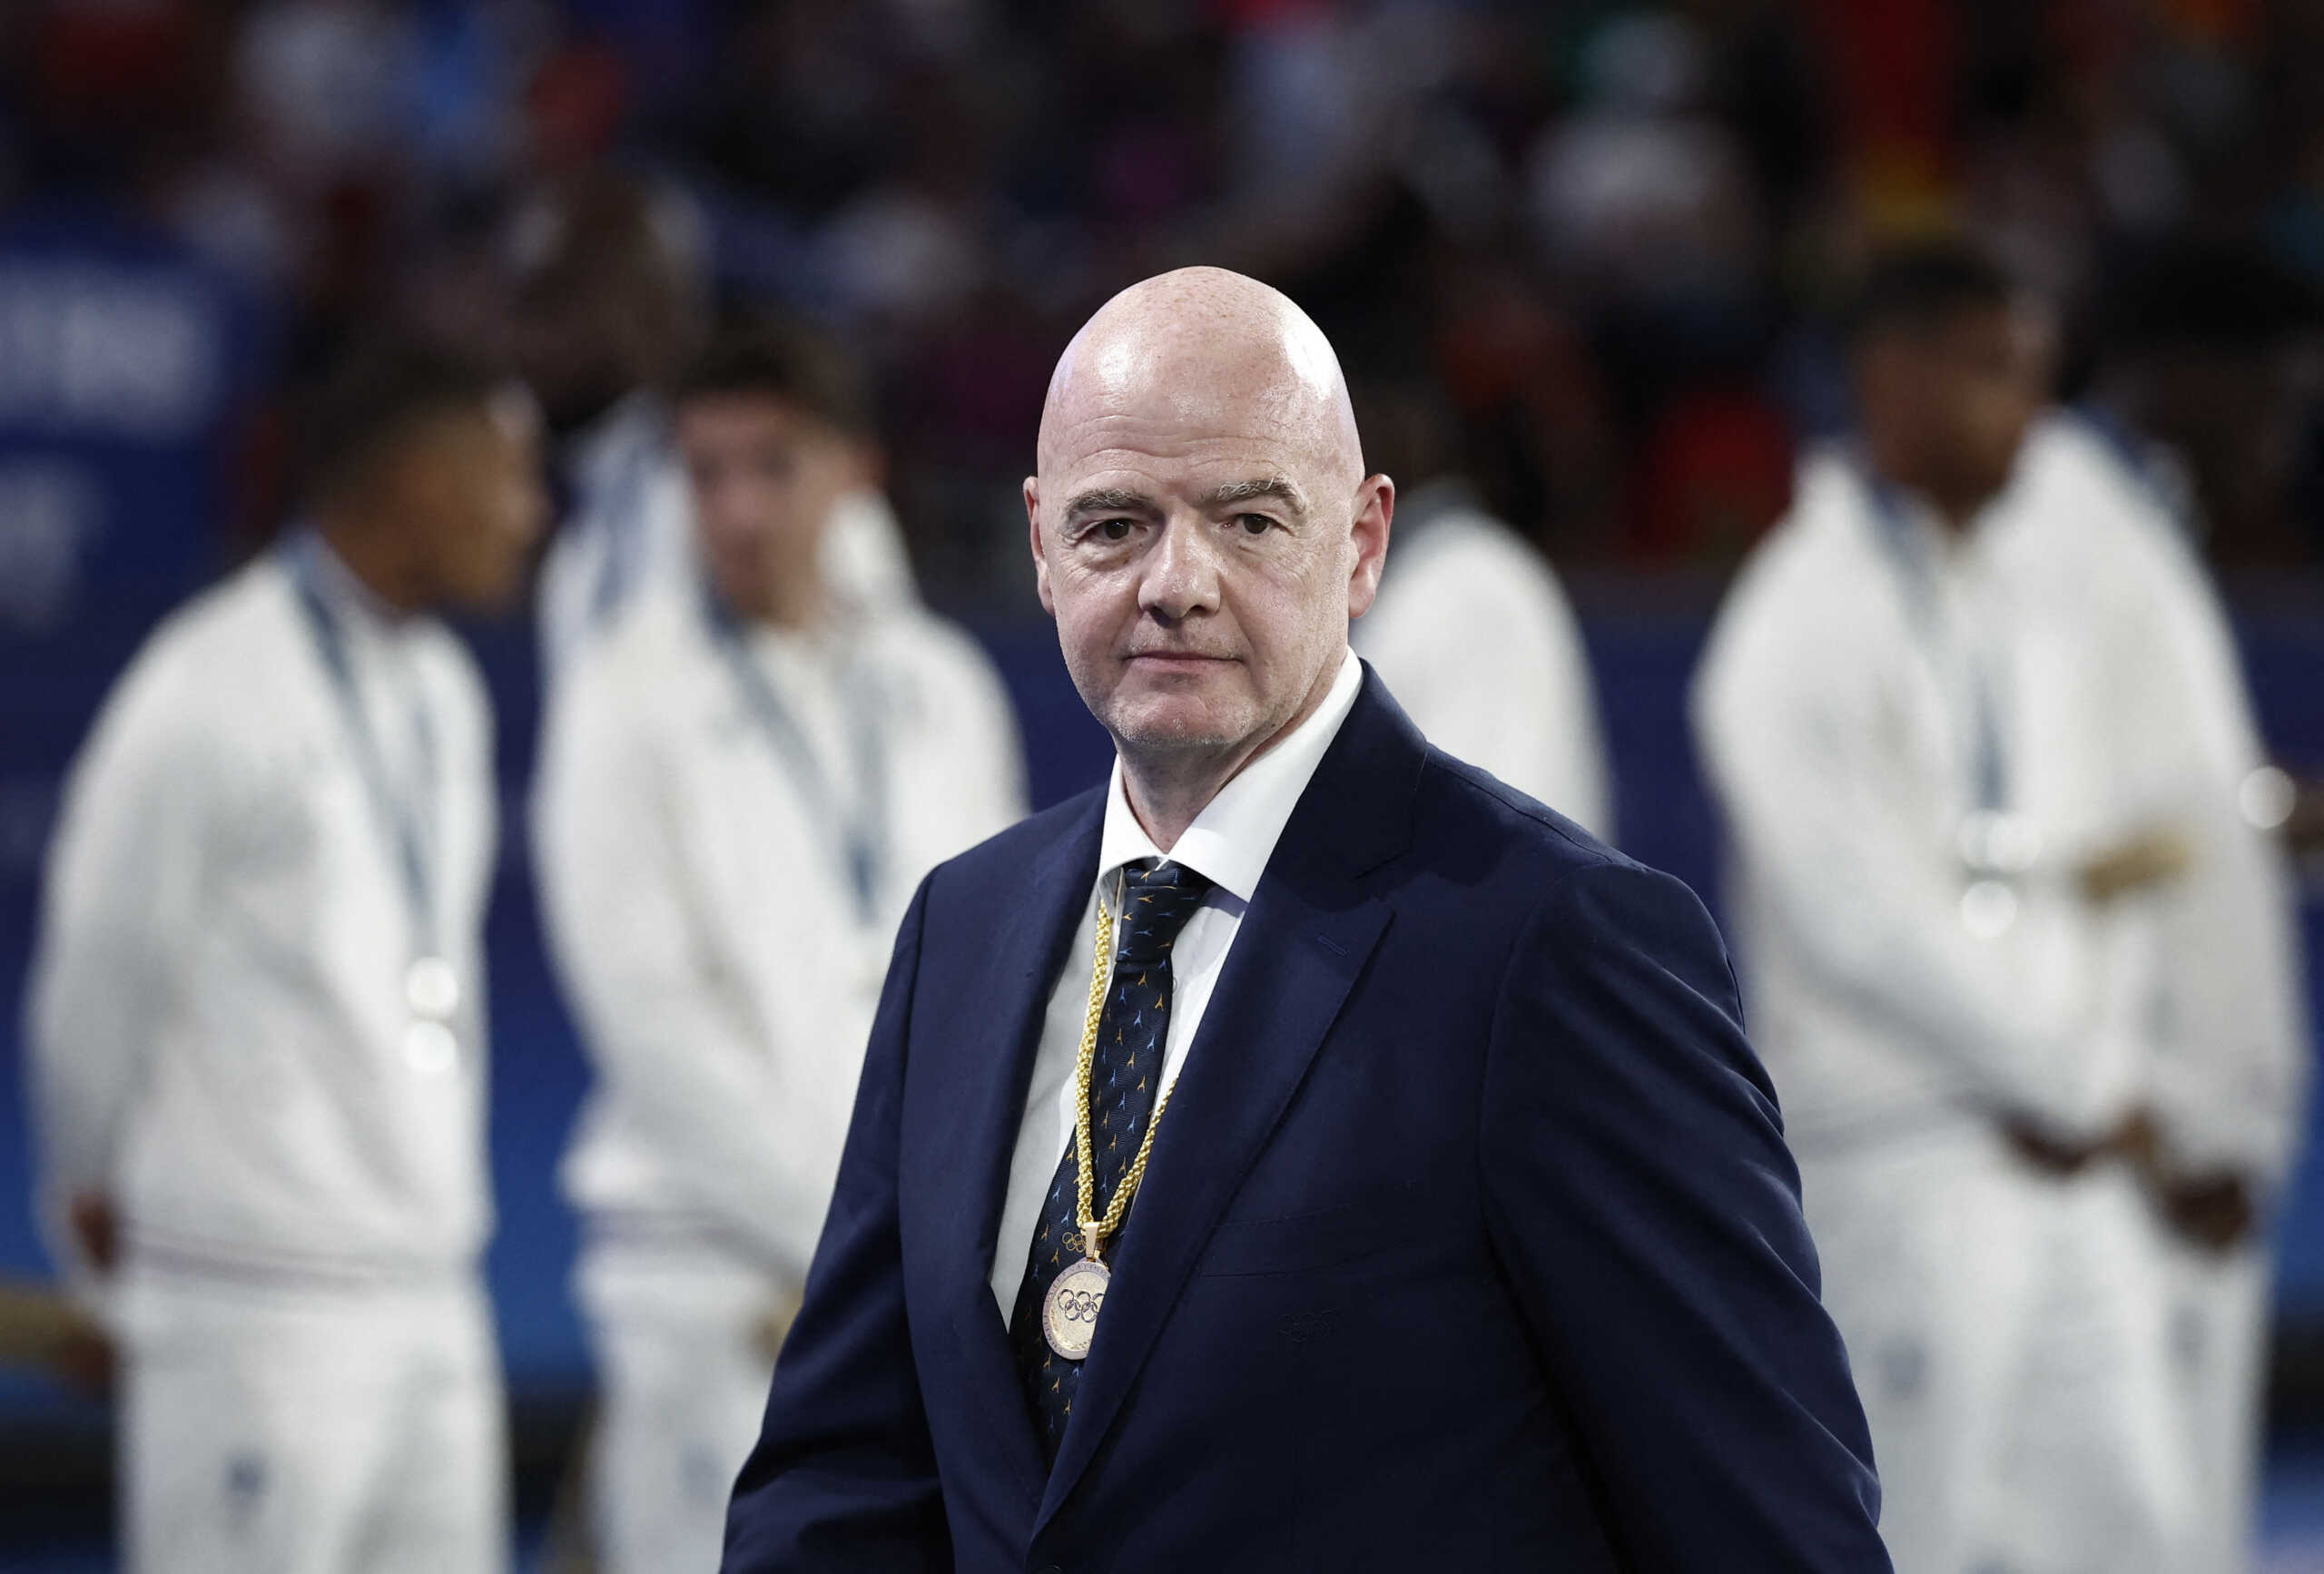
1345 472 1394 621
1025 477 1055 615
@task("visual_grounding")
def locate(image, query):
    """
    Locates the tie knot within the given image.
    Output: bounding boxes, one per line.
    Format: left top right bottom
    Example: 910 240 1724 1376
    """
1115 861 1213 963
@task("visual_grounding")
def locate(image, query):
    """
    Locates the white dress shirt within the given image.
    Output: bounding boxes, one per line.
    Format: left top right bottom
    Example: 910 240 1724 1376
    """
539 590 1026 1285
29 543 497 1282
987 649 1363 1313
1354 483 1611 838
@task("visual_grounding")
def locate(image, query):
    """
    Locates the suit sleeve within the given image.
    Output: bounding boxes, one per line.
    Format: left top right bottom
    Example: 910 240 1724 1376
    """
1481 860 1890 1572
724 877 951 1573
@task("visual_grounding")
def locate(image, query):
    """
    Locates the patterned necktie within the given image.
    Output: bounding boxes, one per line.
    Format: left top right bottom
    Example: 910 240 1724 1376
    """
1011 858 1214 1461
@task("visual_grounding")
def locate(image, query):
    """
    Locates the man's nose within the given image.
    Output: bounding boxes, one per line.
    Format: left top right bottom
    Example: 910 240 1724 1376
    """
1138 516 1222 624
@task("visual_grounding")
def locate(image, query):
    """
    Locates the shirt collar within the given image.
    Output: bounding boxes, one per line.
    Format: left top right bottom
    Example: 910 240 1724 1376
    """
1096 647 1363 903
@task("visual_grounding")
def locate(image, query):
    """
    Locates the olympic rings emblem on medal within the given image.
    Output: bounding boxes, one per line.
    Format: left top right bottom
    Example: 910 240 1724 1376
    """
1041 1257 1112 1361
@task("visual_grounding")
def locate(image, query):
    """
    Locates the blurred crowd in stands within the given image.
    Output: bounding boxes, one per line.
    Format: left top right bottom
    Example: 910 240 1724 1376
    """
6 0 2324 642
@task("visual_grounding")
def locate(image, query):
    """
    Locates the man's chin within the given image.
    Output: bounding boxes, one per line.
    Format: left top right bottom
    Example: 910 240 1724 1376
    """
1099 694 1253 758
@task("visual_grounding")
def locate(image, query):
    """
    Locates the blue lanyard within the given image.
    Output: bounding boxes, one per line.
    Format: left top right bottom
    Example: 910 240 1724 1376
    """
585 424 662 633
705 594 888 927
1859 467 2011 814
282 531 442 955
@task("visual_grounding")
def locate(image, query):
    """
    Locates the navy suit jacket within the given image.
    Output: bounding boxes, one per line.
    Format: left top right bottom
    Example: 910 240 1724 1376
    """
724 670 1888 1572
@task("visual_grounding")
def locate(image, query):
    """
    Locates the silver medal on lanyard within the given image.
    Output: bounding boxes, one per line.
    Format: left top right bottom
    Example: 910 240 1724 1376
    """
707 594 888 933
286 533 463 1074
1863 470 2031 937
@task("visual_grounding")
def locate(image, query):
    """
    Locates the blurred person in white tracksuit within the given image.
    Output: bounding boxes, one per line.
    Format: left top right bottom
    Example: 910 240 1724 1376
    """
534 317 1026 1574
27 342 547 1574
1694 244 2203 1574
510 171 916 689
1350 379 1611 839
1994 251 2317 1570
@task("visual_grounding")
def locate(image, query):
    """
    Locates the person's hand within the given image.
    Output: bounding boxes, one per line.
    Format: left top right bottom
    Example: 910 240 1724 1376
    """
2106 1111 2262 1253
46 1304 114 1397
2003 1106 2155 1178
0 1283 113 1397
2076 826 2195 906
67 1194 119 1276
2153 1171 2260 1253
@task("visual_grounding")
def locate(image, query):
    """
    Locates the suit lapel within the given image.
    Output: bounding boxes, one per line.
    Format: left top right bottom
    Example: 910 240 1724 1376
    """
1036 671 1424 1530
928 792 1105 1515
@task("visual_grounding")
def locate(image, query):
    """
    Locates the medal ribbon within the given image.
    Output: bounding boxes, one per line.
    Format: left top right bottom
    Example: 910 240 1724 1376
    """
284 532 443 959
1070 875 1175 1265
705 594 889 928
1861 466 2013 816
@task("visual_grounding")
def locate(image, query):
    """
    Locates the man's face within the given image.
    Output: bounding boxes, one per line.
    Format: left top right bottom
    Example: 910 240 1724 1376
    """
1861 303 2052 513
1027 375 1391 763
396 394 548 613
680 392 871 619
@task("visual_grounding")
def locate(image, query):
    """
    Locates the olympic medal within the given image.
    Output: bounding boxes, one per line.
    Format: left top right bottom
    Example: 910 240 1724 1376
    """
1041 1256 1111 1361
403 1018 459 1075
405 956 460 1020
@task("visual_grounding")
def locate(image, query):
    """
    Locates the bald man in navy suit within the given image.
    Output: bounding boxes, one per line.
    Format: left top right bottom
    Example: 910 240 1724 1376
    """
723 268 1890 1572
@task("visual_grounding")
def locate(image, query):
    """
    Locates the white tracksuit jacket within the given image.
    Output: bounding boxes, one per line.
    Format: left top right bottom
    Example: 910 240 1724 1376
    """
1693 448 2148 1154
1995 410 2309 1572
535 591 1025 1286
1354 482 1611 839
1993 411 2308 1190
28 547 497 1284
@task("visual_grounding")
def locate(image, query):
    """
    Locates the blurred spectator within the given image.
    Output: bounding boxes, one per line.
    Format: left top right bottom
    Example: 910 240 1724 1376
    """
1349 372 1611 838
1994 396 2311 1574
534 315 1021 1574
6 0 2322 598
25 339 545 1574
1695 243 2201 1572
507 167 707 682
2010 244 2322 1565
509 166 918 686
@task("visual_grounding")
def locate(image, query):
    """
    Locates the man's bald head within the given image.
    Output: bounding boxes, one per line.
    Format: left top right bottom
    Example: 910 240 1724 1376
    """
1038 268 1365 489
1027 268 1393 841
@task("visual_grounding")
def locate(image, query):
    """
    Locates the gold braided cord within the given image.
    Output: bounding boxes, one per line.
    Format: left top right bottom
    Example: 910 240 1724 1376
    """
1071 874 1177 1264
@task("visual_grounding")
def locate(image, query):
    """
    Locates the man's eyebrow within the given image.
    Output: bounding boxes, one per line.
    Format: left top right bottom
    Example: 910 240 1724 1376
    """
1063 487 1162 517
1198 477 1308 517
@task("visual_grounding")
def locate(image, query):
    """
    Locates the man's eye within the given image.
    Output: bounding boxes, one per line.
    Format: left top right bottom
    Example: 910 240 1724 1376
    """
1236 514 1273 536
1096 518 1134 542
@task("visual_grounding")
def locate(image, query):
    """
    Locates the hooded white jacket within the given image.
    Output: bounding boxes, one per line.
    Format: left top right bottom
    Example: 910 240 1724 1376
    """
536 590 1023 1285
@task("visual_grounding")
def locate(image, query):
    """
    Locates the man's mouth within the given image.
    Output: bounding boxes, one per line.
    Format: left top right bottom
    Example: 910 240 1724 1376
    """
1124 650 1236 666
